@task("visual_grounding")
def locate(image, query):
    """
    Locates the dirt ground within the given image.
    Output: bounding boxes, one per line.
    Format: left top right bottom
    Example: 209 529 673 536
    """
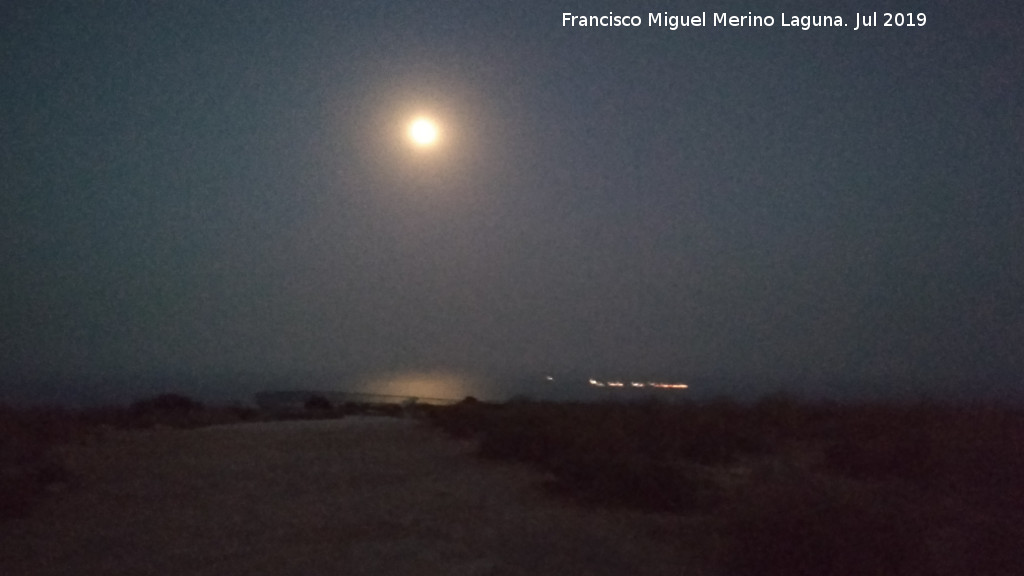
0 417 714 576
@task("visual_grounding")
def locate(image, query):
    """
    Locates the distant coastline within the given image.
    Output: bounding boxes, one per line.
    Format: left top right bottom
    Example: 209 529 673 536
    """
2 369 1021 409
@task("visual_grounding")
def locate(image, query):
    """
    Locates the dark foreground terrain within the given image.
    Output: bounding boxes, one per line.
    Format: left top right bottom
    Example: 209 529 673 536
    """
1 411 710 576
3 395 1023 575
427 396 1024 576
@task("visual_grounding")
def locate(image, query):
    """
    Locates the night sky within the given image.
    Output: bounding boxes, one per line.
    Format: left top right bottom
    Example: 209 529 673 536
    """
2 1 1022 402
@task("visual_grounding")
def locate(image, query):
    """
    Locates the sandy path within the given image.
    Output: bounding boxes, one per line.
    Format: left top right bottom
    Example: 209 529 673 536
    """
0 417 711 576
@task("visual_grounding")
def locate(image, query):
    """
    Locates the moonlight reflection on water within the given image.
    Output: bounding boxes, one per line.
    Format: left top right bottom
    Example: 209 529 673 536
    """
362 370 479 401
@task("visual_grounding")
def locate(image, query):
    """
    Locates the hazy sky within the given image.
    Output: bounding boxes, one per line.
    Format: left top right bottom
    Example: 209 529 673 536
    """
2 1 1022 397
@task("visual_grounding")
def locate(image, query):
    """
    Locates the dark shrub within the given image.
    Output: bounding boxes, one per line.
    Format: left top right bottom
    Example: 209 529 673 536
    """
227 405 259 421
547 455 718 513
478 420 554 462
131 393 203 414
304 395 332 411
824 432 939 485
127 393 206 428
430 400 492 439
475 402 581 463
339 402 367 416
723 479 926 576
372 403 404 418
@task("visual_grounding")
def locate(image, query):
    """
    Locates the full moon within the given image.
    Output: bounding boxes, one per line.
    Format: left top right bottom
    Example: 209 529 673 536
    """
408 117 439 147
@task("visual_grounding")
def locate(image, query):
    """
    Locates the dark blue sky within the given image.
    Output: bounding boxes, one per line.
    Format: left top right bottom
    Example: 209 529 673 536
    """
2 1 1022 400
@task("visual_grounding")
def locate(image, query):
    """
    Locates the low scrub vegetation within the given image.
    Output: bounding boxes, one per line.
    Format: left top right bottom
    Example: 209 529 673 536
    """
1 391 418 520
426 396 1024 576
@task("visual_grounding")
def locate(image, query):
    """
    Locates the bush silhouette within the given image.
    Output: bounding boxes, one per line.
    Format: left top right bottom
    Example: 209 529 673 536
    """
304 395 332 411
131 393 203 414
425 395 1024 573
723 478 926 576
546 454 718 513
